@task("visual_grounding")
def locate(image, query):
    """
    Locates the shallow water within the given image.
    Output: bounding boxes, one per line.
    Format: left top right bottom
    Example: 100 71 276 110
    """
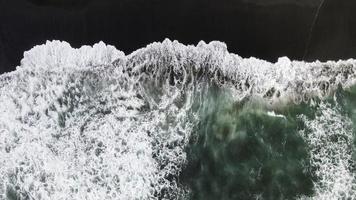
1 40 356 199
181 85 356 199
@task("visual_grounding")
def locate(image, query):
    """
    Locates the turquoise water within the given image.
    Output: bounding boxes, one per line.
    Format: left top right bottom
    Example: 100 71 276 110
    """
181 85 356 200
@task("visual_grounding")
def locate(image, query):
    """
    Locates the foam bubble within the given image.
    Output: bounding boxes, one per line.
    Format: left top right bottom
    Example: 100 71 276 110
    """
299 102 355 199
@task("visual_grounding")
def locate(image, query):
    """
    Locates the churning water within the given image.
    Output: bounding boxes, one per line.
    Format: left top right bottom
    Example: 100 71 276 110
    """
1 40 356 199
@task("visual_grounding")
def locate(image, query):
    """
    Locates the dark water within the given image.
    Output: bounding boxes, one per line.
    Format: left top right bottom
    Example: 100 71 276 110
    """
2 0 356 73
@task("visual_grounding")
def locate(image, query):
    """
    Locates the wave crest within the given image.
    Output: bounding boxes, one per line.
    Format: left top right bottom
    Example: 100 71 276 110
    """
1 39 356 199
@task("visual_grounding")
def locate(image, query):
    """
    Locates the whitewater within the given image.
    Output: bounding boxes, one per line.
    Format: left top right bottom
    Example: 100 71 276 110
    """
0 39 356 199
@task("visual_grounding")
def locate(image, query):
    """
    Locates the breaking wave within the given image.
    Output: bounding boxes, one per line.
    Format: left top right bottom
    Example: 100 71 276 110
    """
0 39 356 199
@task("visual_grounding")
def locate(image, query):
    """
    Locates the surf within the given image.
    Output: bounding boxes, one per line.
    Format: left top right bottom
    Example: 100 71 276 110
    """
0 39 356 199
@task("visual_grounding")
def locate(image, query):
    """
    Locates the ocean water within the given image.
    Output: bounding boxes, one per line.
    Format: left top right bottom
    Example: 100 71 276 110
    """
0 40 356 199
183 85 356 199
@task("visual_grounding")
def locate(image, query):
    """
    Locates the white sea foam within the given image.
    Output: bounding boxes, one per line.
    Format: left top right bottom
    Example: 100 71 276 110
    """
1 39 356 199
267 111 286 119
0 40 193 199
122 39 356 107
299 102 355 199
